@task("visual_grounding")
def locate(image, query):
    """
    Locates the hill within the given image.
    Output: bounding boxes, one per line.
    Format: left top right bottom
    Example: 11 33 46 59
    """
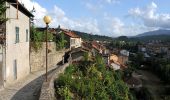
72 30 113 41
134 35 170 42
137 29 170 37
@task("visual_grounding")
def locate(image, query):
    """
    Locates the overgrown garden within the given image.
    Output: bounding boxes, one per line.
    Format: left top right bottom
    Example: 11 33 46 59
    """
55 54 134 100
30 27 67 52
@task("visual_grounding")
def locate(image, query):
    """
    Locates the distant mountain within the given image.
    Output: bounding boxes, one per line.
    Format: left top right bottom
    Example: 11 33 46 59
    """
137 29 170 37
135 35 170 42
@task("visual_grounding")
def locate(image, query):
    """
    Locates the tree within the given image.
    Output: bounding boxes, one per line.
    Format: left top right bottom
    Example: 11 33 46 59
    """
0 0 7 24
30 27 54 52
55 55 132 99
56 32 67 50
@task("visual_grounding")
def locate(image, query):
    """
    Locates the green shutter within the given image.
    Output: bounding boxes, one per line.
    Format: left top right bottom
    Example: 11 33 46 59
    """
26 29 28 42
15 27 19 43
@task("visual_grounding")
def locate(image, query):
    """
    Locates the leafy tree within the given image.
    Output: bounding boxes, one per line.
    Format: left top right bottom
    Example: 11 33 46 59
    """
55 55 132 99
30 27 54 51
55 32 67 50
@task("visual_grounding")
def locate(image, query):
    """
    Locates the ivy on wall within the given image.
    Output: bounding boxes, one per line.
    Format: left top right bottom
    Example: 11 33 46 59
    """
55 32 67 50
30 27 54 52
0 0 8 24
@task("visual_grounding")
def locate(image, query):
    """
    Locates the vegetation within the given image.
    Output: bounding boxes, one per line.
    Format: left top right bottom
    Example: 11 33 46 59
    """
55 32 67 50
55 55 133 100
30 27 54 52
0 0 8 24
108 40 138 52
135 87 153 100
73 30 113 41
149 58 170 83
135 35 170 42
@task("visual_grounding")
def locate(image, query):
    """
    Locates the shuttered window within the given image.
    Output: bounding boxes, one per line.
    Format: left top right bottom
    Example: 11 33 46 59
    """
15 27 19 43
26 29 28 42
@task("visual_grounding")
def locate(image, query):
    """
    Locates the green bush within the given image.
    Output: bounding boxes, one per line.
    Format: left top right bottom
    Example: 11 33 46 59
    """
55 55 132 99
30 27 54 52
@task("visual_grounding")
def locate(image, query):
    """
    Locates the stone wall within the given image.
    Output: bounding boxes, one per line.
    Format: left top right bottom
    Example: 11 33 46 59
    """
39 63 69 100
30 42 65 72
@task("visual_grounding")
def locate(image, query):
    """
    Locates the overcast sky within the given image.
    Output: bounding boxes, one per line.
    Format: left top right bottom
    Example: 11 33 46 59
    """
19 0 170 37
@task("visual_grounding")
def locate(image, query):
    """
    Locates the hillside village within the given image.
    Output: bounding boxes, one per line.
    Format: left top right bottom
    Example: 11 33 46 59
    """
0 0 170 100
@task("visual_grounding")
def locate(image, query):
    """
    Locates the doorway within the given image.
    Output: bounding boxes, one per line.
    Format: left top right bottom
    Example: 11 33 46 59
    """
13 59 17 80
0 45 3 88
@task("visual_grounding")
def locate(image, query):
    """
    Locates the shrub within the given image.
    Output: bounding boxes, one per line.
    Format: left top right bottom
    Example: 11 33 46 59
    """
55 55 131 99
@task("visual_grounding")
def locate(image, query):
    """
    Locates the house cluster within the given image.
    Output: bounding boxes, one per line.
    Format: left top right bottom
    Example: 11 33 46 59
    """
138 42 170 58
49 26 130 71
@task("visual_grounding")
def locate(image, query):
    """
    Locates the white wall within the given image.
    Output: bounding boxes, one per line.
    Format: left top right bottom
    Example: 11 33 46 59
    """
111 63 120 70
5 3 30 84
120 50 129 56
70 38 81 49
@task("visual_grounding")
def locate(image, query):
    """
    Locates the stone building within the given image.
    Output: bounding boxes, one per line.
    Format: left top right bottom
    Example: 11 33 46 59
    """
55 28 82 50
0 0 33 88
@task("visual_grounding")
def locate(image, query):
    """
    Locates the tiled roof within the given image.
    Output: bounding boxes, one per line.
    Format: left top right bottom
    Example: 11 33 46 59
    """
91 41 101 51
91 41 106 52
58 28 80 38
64 31 80 38
82 42 92 51
7 0 34 17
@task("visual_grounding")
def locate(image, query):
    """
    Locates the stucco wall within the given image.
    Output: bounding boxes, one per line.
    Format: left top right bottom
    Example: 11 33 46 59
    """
5 2 30 84
70 37 81 49
30 42 65 72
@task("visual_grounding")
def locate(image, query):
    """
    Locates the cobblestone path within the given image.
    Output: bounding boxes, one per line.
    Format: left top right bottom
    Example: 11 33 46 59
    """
0 66 57 100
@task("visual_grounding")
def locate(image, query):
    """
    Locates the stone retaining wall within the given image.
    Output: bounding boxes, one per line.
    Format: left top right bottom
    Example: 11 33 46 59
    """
39 63 69 100
30 42 65 72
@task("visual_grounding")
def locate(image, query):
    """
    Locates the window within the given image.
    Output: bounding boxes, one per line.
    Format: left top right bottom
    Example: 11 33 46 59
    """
15 27 19 43
13 59 17 80
26 29 29 42
70 39 75 45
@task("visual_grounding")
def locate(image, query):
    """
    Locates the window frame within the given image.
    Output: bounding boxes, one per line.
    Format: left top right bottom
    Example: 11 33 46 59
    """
26 29 29 42
15 27 19 43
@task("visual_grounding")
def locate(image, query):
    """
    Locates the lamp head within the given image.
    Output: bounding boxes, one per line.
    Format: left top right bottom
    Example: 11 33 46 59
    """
43 16 51 24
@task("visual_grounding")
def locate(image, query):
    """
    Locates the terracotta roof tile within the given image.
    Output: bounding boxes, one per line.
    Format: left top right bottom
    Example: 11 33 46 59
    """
59 28 80 38
64 31 80 38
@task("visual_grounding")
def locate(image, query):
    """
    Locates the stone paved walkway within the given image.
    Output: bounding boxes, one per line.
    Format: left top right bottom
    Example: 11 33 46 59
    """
0 66 58 100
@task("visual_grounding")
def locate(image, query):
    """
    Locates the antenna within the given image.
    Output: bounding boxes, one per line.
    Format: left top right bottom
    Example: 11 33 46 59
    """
31 6 36 13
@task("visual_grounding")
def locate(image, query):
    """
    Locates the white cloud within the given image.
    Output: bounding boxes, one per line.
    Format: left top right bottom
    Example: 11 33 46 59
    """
102 13 158 37
19 0 101 34
104 0 120 4
19 0 47 26
85 3 103 12
19 0 159 37
48 6 100 34
103 14 126 36
129 2 170 29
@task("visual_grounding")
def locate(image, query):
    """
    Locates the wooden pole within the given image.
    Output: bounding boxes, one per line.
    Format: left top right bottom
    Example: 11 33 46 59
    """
16 0 18 19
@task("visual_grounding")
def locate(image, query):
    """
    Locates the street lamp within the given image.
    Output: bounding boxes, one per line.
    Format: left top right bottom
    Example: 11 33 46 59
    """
43 16 51 82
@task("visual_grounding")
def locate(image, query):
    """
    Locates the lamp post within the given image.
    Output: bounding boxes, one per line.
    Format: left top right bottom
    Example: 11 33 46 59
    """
43 16 51 82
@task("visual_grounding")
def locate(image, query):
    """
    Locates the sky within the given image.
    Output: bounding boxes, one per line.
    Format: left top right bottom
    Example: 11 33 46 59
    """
19 0 170 37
